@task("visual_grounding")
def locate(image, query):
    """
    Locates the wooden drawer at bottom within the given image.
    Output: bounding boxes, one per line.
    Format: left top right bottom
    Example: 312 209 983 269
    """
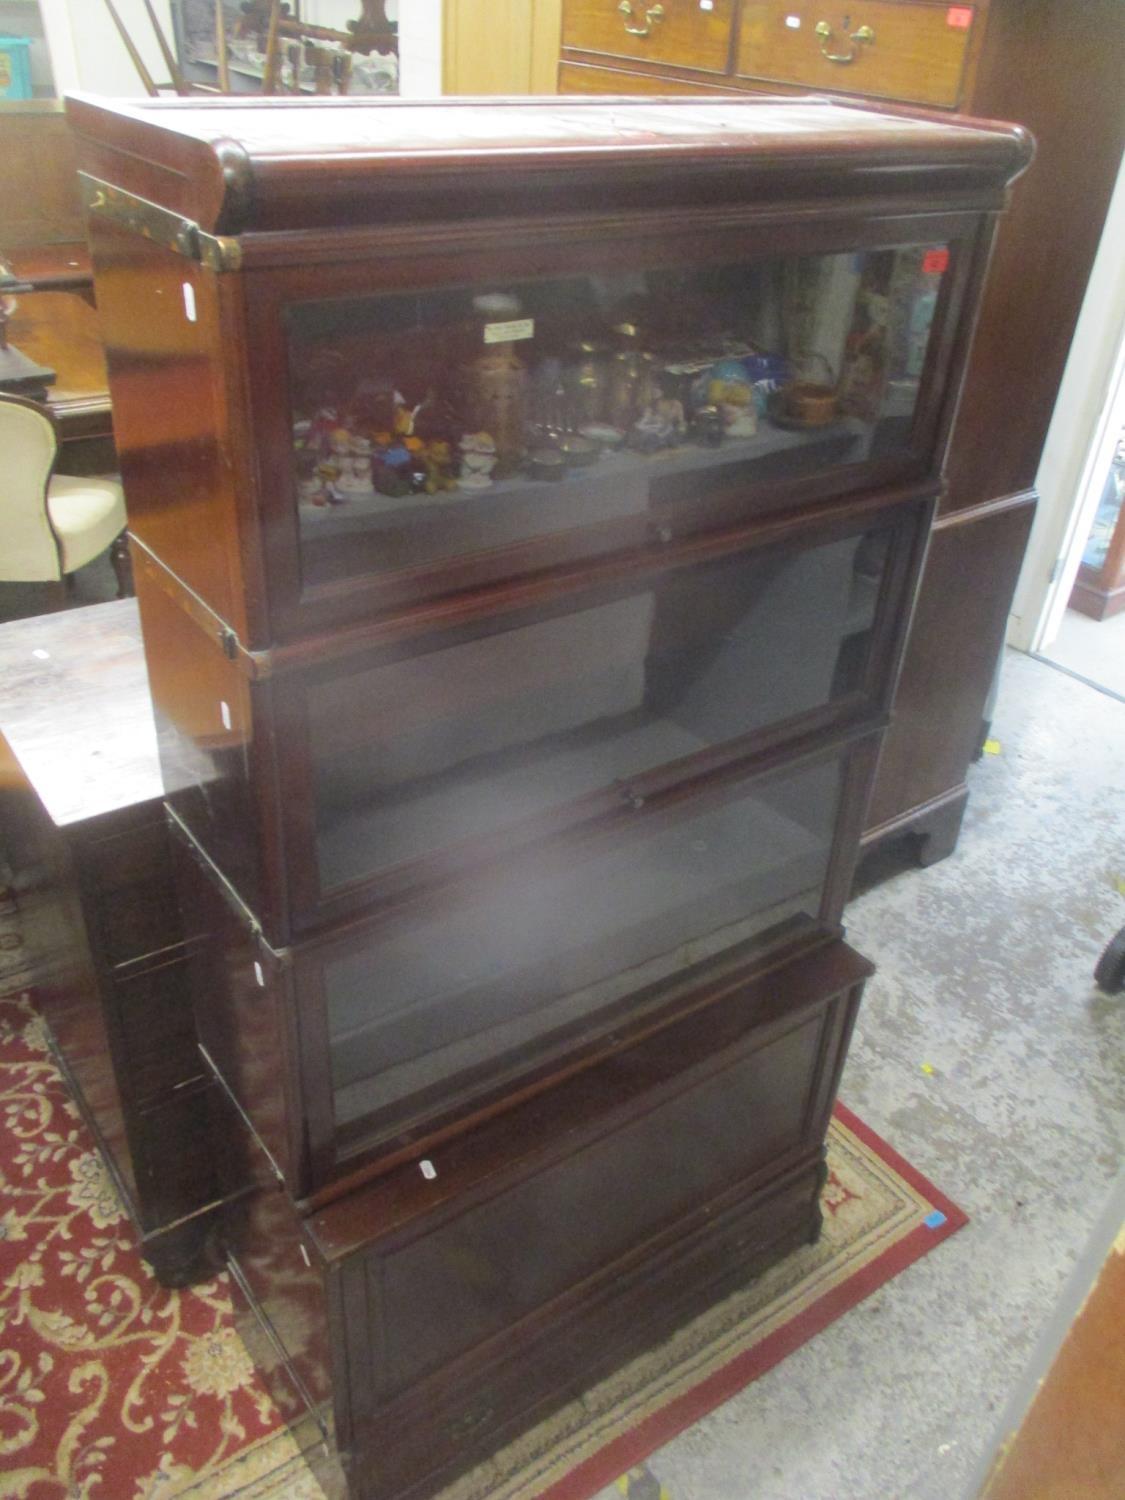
221 938 870 1500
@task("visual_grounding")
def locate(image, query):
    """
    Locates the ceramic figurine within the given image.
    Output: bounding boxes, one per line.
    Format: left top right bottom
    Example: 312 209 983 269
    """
306 406 340 456
631 394 686 453
295 447 321 503
313 459 340 504
704 360 758 437
336 436 375 497
691 405 724 448
423 439 458 494
459 431 499 488
349 381 401 439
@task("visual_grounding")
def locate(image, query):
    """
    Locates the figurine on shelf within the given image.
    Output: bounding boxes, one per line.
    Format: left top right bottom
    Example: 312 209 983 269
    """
295 448 321 504
423 439 458 494
374 440 414 497
304 405 341 456
630 395 686 453
459 432 498 488
704 359 759 438
691 405 724 448
412 389 462 444
349 380 401 439
335 436 376 498
313 458 341 504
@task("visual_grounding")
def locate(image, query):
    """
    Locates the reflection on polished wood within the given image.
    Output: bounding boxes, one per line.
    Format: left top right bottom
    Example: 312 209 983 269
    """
6 243 94 299
0 599 159 828
6 290 113 453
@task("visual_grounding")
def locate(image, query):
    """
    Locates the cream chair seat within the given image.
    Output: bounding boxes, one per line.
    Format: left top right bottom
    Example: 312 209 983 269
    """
1 393 128 595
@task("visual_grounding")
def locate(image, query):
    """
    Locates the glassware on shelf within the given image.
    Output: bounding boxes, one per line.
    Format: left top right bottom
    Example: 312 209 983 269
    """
463 293 530 462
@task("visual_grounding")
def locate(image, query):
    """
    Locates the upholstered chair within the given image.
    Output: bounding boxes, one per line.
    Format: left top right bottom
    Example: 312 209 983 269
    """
0 393 129 600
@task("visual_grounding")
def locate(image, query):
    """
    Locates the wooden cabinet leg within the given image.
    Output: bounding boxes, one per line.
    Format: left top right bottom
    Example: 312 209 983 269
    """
109 533 134 599
142 1217 215 1288
915 787 969 867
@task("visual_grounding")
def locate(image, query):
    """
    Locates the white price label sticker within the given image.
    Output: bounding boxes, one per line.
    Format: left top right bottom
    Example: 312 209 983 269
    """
419 1159 437 1180
220 700 232 730
253 961 265 988
785 14 802 27
483 317 534 344
182 281 197 322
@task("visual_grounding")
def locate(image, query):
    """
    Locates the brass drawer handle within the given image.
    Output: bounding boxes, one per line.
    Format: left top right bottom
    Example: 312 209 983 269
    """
619 2 665 38
814 20 875 63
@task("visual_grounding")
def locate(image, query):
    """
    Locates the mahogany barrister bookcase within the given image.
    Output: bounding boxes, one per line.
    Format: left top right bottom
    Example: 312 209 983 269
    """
68 95 1029 1500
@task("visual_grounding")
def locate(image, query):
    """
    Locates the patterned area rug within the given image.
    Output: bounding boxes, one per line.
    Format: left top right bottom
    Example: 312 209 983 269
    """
0 980 966 1500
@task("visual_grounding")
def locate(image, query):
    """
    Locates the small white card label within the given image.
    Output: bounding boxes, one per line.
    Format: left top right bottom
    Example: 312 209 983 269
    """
220 699 232 730
253 961 265 988
419 1159 437 1180
483 317 534 345
699 0 714 10
182 281 197 322
785 14 802 27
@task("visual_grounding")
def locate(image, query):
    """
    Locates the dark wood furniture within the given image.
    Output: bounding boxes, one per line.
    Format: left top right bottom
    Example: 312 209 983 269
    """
558 0 1125 868
0 600 222 1285
0 102 86 252
3 289 115 471
69 94 1027 1500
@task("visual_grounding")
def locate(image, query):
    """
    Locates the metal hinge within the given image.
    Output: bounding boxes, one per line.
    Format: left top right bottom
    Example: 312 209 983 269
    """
79 174 243 272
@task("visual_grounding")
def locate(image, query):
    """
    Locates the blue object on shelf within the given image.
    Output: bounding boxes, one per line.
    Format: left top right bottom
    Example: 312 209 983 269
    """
0 36 34 100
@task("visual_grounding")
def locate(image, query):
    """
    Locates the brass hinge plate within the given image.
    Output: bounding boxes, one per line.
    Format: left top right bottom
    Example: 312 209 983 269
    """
79 174 243 272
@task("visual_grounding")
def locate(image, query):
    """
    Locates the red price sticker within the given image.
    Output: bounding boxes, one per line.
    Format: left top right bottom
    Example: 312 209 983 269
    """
946 6 973 28
923 248 950 274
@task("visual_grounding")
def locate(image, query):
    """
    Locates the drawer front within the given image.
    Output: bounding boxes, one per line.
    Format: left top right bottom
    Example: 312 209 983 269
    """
355 1162 821 1500
559 60 735 93
372 1007 827 1396
562 0 735 75
78 818 182 969
110 952 200 1109
737 3 976 108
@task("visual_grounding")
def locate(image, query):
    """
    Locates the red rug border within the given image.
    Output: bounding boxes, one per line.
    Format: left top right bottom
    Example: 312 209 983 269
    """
537 1101 968 1500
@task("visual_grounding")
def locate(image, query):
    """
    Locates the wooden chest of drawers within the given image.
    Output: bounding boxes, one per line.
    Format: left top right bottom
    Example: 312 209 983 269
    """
560 0 983 107
0 602 220 1286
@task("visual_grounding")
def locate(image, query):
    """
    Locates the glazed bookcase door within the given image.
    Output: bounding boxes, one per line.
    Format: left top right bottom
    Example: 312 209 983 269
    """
242 211 982 641
271 488 929 932
281 731 878 1191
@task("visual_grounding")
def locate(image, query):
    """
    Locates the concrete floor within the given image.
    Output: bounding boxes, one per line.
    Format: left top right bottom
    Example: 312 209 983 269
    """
1040 606 1125 700
596 649 1125 1500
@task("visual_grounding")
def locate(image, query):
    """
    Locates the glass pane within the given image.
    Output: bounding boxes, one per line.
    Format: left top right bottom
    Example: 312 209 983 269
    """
325 756 840 1136
310 527 889 893
287 245 948 588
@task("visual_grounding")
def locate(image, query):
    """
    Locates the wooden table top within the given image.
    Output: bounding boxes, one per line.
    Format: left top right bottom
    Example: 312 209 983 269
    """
0 599 161 828
6 289 112 439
